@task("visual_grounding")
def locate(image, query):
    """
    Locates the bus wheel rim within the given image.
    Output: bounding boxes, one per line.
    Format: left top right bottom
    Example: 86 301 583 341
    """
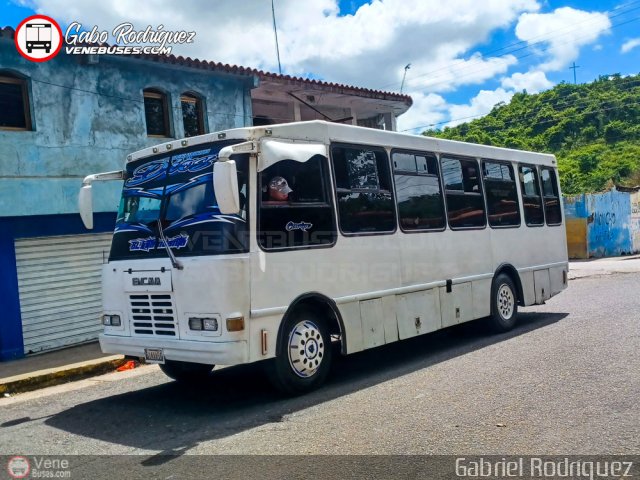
288 320 324 378
498 284 515 320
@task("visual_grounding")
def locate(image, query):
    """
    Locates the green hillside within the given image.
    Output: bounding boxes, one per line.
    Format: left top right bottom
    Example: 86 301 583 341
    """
424 74 640 194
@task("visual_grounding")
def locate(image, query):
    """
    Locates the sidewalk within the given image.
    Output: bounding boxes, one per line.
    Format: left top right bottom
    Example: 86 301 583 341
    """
1 255 638 396
0 342 126 396
568 253 640 279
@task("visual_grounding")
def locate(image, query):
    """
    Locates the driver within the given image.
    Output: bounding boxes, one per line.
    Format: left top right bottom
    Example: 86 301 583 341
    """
268 176 293 201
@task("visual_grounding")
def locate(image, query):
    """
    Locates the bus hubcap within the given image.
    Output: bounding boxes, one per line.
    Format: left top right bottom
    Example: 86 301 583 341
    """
288 320 324 378
498 284 515 319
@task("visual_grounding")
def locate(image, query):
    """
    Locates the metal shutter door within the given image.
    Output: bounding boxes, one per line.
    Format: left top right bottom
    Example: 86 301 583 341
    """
15 233 113 355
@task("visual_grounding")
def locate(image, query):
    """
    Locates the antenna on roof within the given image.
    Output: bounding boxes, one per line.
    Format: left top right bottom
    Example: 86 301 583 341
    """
271 0 283 75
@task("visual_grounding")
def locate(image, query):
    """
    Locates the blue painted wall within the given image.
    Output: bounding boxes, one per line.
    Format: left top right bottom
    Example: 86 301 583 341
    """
0 36 256 360
563 189 634 258
587 189 633 258
0 36 256 217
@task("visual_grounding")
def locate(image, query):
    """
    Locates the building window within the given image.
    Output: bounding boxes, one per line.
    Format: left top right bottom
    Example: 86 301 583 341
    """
143 88 170 137
258 155 335 250
0 73 31 130
392 150 445 231
540 167 562 225
519 164 544 226
441 156 486 229
331 144 396 234
181 93 205 137
482 160 521 227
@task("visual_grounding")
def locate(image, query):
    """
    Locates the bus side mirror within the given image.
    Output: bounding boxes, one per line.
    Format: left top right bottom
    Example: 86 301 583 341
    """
79 185 94 229
214 161 240 215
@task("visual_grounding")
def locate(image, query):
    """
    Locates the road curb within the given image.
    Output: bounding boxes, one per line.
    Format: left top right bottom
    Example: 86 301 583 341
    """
0 356 127 396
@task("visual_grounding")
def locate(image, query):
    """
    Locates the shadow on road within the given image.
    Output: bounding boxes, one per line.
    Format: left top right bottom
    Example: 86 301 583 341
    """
42 311 567 454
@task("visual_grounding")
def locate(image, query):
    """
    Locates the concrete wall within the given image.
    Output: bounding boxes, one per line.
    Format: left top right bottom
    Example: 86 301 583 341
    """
563 188 637 259
631 191 640 254
563 194 588 259
0 38 255 217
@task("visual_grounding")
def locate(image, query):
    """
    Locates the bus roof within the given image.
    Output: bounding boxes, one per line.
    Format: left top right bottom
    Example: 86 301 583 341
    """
128 120 557 167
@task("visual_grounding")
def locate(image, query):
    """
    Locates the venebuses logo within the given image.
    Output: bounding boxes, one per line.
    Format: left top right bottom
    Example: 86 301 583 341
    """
6 456 30 479
14 14 64 62
14 16 195 62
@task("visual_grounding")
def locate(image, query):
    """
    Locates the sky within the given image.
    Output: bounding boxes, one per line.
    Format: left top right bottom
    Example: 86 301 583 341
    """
2 0 639 133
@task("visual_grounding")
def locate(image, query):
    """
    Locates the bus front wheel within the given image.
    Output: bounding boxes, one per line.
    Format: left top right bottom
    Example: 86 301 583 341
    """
487 273 518 333
159 360 214 383
268 309 333 395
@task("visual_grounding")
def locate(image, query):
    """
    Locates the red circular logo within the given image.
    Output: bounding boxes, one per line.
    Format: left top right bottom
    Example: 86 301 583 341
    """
7 456 30 479
14 15 63 62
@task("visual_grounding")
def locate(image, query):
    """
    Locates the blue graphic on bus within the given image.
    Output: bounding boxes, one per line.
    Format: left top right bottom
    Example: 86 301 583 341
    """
128 236 156 252
125 149 217 187
128 233 190 252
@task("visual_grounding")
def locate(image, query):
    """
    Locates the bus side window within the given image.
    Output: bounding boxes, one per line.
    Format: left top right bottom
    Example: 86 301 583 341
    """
540 167 562 225
392 151 445 231
518 165 544 226
441 157 486 229
258 155 335 250
482 161 521 228
331 144 396 234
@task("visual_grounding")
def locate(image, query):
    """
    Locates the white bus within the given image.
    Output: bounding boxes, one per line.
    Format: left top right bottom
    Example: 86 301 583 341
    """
79 121 568 394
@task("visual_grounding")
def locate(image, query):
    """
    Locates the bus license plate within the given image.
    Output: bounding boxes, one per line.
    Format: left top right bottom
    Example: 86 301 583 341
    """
144 348 165 364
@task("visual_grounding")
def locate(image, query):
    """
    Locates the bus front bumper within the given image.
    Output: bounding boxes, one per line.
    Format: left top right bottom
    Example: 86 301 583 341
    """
99 334 248 366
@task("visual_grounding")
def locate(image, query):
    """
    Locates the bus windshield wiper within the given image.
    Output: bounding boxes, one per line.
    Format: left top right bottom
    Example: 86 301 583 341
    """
157 219 183 270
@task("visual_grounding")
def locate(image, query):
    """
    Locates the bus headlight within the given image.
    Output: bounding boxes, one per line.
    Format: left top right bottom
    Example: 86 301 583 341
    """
202 318 218 331
188 317 203 330
189 317 219 332
102 314 121 326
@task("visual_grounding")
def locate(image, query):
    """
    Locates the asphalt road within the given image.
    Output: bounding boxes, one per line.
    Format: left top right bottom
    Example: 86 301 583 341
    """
0 273 638 476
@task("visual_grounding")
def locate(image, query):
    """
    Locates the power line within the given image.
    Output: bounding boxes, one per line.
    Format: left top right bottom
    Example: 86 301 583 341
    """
401 73 640 132
395 13 640 96
376 0 640 93
419 97 640 138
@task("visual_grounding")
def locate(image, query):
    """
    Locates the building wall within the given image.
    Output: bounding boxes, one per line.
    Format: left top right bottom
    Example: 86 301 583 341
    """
0 40 254 217
0 38 255 360
563 188 637 259
587 189 632 258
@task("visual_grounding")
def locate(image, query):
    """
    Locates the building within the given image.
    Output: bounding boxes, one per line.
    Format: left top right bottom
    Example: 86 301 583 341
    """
0 26 412 360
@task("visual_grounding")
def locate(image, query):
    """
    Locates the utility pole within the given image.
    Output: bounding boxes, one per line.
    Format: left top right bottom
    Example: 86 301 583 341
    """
400 63 411 94
271 0 282 75
569 62 580 84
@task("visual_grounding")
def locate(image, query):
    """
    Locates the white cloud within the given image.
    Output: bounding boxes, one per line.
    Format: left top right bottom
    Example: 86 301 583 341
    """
22 0 550 136
396 92 448 133
501 70 552 93
24 0 539 92
446 88 514 128
621 38 640 54
407 53 517 94
515 7 611 71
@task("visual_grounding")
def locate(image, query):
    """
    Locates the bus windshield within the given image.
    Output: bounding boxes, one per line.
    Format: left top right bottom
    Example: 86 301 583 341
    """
109 140 249 261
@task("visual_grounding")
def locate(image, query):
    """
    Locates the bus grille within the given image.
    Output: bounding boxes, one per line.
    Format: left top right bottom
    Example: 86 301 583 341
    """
129 294 177 337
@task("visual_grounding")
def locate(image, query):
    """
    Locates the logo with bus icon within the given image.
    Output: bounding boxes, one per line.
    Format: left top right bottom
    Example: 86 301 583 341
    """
14 15 63 62
6 456 30 479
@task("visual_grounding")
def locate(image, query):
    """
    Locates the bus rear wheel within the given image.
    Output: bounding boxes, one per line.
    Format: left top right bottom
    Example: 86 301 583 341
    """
159 360 214 383
487 273 518 333
268 309 332 395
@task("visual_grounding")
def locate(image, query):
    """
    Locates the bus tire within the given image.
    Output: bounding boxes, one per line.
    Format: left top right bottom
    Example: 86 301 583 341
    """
487 273 518 333
159 360 214 383
269 309 332 395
